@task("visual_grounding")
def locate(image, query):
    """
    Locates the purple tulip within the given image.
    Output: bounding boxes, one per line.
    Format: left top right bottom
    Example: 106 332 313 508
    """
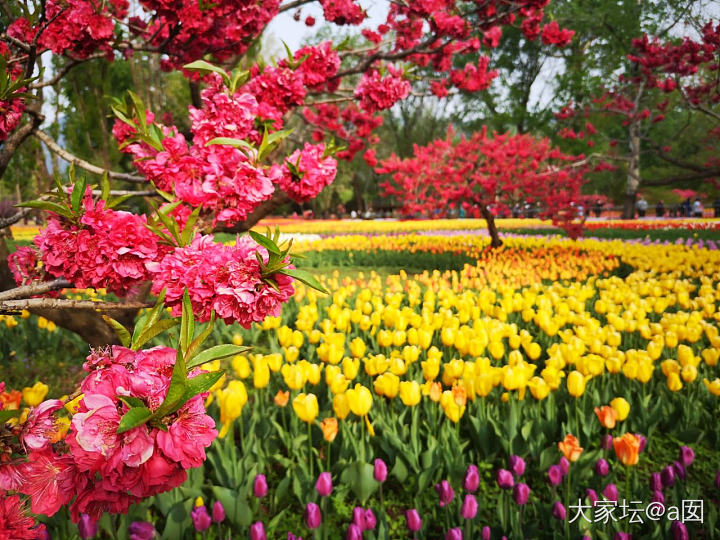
672 521 689 540
586 489 598 506
287 534 303 540
191 505 211 532
673 461 687 480
636 434 647 453
250 522 266 540
346 524 363 540
558 457 570 476
602 434 613 450
680 446 694 467
315 472 333 496
304 503 322 530
254 474 268 498
374 458 388 483
129 522 156 540
352 507 366 530
662 465 676 487
512 483 530 505
603 483 618 502
406 509 422 532
509 455 526 477
715 470 720 490
462 494 478 519
614 533 632 540
552 501 566 520
435 480 456 506
649 472 662 492
212 501 225 523
547 465 563 486
482 526 491 540
464 464 480 492
364 509 377 530
497 469 514 490
651 490 665 505
594 458 610 477
446 528 463 540
78 514 98 539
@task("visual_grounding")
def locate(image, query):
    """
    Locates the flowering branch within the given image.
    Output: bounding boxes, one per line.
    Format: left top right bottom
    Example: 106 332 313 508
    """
0 298 149 312
0 278 70 301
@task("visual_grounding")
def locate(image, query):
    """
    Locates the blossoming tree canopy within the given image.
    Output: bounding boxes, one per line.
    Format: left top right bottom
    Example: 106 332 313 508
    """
377 127 586 245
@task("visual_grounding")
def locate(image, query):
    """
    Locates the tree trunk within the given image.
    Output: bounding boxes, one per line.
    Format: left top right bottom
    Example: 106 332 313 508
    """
481 205 503 248
622 116 641 219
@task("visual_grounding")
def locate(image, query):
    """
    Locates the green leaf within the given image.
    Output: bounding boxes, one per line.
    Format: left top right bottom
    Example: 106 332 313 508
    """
0 409 21 424
183 313 216 366
100 172 110 201
180 206 202 247
16 200 73 219
180 289 194 354
118 396 146 409
279 268 328 294
249 230 281 255
153 348 188 419
102 316 131 347
186 344 251 369
132 319 179 350
340 461 379 505
127 91 147 131
107 193 138 210
117 406 152 434
132 290 167 344
229 69 250 93
205 137 254 151
181 370 225 402
182 60 231 87
71 176 87 214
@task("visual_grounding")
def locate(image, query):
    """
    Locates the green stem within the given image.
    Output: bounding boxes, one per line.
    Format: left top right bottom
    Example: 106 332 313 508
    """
308 421 314 478
564 466 571 539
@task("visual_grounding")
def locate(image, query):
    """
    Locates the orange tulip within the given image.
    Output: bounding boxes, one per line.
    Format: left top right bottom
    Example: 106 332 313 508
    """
274 390 290 407
429 381 442 402
594 406 618 429
452 384 467 407
321 417 338 442
613 432 640 466
558 434 584 462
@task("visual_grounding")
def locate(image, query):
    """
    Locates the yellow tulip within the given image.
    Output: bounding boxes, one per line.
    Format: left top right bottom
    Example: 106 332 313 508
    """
284 346 300 363
422 357 440 381
232 355 251 379
667 372 683 392
609 397 630 421
701 348 719 367
528 376 550 400
265 353 283 372
399 381 421 406
253 358 270 389
566 371 586 398
342 357 360 380
440 390 465 422
346 384 373 416
349 337 366 358
703 378 720 396
232 333 244 346
281 364 306 390
217 380 248 438
22 382 49 407
680 364 697 383
333 393 350 419
374 373 399 399
292 393 319 423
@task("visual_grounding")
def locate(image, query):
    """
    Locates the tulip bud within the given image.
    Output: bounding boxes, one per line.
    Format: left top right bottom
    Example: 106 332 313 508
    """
594 458 610 477
250 522 266 540
649 472 662 492
254 474 268 498
672 521 689 540
212 501 225 523
512 483 530 505
509 455 526 477
78 514 98 539
552 501 566 520
463 464 480 492
287 534 302 540
673 461 687 480
315 472 333 497
374 458 388 483
352 507 366 530
435 480 455 506
482 526 491 540
602 483 618 502
651 490 665 504
547 465 563 487
558 457 570 476
614 533 631 540
461 494 478 519
364 509 377 530
128 522 155 540
304 502 322 530
601 434 613 450
662 465 676 487
445 528 463 540
346 524 363 540
679 446 694 467
636 434 647 453
191 505 211 532
497 469 514 490
406 509 422 532
586 489 598 506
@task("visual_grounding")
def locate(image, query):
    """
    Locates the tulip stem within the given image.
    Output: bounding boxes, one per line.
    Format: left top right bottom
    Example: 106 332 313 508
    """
308 421 314 478
564 467 571 539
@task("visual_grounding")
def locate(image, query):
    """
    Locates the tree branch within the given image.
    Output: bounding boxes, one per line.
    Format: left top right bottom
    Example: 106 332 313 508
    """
279 0 315 13
30 52 106 89
0 298 149 313
0 207 34 230
0 278 71 301
643 168 720 186
33 129 146 183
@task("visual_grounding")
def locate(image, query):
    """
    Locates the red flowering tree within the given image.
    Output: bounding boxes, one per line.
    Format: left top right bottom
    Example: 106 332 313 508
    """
556 20 720 217
378 127 586 246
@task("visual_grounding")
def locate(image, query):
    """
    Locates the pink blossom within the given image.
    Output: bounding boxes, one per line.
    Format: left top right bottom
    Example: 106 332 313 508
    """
354 67 411 112
18 450 85 516
156 396 217 469
274 143 337 202
20 399 64 451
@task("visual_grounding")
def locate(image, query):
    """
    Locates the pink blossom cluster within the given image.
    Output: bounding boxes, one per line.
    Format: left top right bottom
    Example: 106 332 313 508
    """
450 56 498 92
7 246 41 287
30 193 168 296
146 235 294 327
541 21 575 47
320 0 366 25
0 346 217 524
0 97 26 142
291 41 341 92
354 67 411 113
245 65 307 124
0 495 47 539
273 143 338 203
